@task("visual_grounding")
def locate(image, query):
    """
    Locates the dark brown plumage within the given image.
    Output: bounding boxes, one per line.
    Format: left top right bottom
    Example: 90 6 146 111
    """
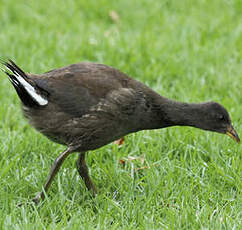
1 60 240 204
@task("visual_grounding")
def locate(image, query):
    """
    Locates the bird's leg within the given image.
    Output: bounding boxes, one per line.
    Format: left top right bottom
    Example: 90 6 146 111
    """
33 146 74 204
76 152 97 195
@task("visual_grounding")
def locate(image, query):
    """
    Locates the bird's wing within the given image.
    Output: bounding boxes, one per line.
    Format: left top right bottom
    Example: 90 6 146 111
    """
30 63 142 118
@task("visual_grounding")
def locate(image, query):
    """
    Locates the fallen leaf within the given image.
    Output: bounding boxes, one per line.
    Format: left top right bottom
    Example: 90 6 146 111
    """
114 137 124 145
109 10 120 23
135 163 159 172
119 155 145 166
119 159 126 166
127 155 145 164
135 165 150 171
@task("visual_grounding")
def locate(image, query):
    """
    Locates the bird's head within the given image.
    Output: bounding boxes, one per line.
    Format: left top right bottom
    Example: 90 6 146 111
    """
198 102 240 143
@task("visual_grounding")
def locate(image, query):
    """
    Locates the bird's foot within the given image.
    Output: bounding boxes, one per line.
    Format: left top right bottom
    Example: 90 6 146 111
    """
32 192 44 205
17 194 42 207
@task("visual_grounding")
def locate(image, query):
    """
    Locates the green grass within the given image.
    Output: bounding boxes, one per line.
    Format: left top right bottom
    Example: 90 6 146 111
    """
0 0 241 229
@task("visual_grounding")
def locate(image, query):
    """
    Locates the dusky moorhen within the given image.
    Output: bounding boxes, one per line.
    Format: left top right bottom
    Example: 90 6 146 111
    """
1 60 240 204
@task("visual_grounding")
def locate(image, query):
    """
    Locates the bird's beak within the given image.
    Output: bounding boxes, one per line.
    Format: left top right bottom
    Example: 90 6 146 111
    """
226 125 240 143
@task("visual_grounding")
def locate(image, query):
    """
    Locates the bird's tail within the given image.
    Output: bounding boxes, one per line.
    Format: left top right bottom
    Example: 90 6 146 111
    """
1 60 48 107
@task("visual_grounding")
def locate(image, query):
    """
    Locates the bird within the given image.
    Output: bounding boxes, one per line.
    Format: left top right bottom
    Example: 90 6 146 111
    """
1 59 240 204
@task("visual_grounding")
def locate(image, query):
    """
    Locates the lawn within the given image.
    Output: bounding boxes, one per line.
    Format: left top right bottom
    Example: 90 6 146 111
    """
0 0 241 229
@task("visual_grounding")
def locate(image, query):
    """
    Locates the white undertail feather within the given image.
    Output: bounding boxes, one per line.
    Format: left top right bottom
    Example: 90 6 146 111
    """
4 66 48 106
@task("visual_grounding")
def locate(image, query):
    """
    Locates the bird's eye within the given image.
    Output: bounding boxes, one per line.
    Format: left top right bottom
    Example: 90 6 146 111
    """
218 114 225 121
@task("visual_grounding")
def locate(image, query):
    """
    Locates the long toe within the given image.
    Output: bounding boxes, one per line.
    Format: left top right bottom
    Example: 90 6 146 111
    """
32 193 43 205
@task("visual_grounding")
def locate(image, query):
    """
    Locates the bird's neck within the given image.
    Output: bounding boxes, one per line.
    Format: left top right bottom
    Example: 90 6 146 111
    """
144 94 207 130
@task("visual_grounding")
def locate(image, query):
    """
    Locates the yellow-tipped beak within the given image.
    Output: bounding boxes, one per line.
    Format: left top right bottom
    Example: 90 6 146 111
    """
226 125 240 143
